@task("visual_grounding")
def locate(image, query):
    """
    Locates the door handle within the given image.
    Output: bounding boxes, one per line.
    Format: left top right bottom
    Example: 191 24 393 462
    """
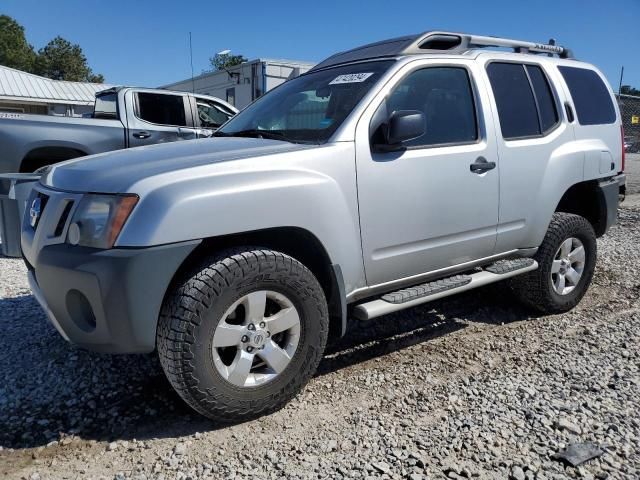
470 157 496 174
133 131 151 139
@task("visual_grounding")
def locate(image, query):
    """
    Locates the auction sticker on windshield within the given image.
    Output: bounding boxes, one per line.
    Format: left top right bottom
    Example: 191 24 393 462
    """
329 73 374 85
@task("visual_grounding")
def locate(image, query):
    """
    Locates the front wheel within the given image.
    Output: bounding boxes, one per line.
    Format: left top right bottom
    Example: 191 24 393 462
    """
510 213 597 314
157 249 328 423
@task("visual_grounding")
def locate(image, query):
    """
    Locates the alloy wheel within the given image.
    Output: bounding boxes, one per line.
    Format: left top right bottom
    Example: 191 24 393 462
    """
211 290 301 387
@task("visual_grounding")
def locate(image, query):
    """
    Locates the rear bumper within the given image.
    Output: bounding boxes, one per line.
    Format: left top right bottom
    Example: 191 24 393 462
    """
26 240 199 353
598 174 625 235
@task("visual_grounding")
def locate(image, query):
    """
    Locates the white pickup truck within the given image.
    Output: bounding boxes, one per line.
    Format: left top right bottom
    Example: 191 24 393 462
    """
0 87 237 174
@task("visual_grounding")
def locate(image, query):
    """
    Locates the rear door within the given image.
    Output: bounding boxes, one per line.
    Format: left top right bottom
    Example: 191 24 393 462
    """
125 90 195 147
483 59 579 253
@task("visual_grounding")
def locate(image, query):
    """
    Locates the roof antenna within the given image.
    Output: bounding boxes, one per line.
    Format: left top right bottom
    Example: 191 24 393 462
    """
548 38 556 57
189 32 195 93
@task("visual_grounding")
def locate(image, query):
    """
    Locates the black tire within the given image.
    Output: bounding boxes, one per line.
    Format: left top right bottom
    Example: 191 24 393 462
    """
510 212 597 314
157 248 328 423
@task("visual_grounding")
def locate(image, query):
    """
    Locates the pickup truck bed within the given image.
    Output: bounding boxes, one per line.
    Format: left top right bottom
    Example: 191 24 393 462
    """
0 113 126 174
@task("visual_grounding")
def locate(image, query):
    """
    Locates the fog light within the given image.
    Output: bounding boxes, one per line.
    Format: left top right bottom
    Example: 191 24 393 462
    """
66 289 96 332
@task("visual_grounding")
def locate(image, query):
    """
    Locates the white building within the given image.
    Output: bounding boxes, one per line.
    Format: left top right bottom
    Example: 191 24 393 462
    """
163 58 315 109
0 65 113 117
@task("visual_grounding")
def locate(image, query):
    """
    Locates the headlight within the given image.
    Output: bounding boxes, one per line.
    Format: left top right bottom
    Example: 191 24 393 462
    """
67 194 138 249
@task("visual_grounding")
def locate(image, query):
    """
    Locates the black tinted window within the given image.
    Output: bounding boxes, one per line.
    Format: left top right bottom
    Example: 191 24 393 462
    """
136 93 186 126
559 66 616 125
386 67 477 147
94 93 117 119
526 65 558 132
487 63 540 139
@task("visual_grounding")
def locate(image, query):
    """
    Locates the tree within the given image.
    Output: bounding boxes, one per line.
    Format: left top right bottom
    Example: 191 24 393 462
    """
87 72 105 83
621 85 640 96
0 15 36 71
34 36 104 82
209 53 247 71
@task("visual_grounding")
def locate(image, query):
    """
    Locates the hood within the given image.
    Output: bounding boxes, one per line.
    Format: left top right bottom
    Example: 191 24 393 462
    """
42 138 317 193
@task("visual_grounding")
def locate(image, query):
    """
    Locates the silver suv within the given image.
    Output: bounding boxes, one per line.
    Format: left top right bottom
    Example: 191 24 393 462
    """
22 31 626 422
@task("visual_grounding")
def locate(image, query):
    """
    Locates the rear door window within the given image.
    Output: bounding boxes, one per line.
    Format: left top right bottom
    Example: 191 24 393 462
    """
558 66 616 125
487 62 540 139
136 92 187 126
487 62 560 139
527 65 558 133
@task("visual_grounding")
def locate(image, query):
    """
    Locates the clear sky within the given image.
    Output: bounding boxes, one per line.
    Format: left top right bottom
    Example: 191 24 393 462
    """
2 0 639 89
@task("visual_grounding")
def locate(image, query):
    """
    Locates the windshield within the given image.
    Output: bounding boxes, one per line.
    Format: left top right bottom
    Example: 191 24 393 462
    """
217 60 394 144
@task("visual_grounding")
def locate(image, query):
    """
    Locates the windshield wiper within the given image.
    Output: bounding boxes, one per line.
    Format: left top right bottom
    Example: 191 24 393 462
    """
213 129 292 142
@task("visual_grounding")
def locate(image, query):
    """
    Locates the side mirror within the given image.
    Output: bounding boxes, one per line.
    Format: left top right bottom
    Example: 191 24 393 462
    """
387 110 426 145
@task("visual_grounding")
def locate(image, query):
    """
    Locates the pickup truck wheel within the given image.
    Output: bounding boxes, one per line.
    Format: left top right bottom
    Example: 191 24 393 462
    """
510 213 596 314
157 249 328 423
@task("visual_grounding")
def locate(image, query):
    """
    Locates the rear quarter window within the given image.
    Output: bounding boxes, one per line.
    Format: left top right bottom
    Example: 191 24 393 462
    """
558 66 616 125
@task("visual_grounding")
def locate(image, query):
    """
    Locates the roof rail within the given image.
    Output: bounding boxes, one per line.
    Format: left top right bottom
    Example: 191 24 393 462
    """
404 31 574 58
309 31 574 72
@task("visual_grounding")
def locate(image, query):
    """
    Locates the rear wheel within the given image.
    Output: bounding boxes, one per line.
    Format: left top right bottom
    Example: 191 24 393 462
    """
510 213 597 314
157 248 328 422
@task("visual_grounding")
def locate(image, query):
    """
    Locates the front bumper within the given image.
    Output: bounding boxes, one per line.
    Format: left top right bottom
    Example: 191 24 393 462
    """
25 240 199 354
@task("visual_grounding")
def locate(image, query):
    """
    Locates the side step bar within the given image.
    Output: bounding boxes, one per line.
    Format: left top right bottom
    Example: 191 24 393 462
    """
352 258 538 321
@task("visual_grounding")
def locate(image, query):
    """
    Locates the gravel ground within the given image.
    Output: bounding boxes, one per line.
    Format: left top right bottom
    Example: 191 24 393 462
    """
1 205 639 480
625 153 640 195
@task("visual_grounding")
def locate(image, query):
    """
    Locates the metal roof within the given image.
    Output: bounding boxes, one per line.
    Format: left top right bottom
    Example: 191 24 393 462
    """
0 65 114 105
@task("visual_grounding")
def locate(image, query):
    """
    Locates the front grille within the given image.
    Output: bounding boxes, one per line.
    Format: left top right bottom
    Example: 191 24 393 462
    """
54 201 74 237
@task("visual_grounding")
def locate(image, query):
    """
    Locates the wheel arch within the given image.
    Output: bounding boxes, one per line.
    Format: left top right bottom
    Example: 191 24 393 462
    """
554 180 609 238
20 146 88 172
167 226 347 342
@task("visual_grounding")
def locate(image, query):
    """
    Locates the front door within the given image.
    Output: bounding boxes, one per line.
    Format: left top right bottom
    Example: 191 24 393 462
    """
356 61 501 285
193 96 237 136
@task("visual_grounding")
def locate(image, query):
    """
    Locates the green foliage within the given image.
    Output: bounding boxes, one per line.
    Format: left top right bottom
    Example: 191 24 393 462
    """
209 53 247 71
621 85 640 96
34 36 103 82
87 72 105 83
0 15 36 71
0 16 104 82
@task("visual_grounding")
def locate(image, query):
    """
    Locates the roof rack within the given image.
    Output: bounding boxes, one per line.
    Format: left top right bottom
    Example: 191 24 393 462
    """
309 31 573 72
407 31 574 59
